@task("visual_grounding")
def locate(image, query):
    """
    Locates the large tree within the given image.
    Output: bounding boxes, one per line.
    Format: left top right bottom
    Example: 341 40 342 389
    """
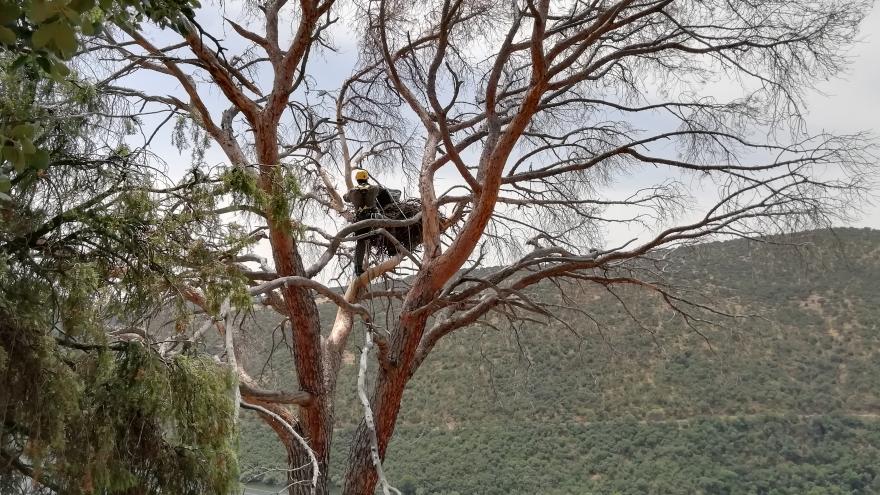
70 0 877 493
0 52 242 493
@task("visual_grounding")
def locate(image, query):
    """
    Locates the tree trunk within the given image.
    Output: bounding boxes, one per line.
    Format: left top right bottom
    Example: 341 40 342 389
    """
342 366 410 495
342 295 433 494
254 127 334 494
287 430 331 495
254 402 331 495
343 422 380 494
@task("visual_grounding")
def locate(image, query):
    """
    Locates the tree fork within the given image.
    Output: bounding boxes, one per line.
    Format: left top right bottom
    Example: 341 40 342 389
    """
342 292 434 494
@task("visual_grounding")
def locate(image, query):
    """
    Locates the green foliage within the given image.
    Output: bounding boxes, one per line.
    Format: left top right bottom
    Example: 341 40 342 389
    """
222 166 265 207
0 0 199 64
0 50 241 493
172 114 212 166
219 165 302 230
369 415 880 495
0 58 50 193
0 307 239 494
0 0 200 195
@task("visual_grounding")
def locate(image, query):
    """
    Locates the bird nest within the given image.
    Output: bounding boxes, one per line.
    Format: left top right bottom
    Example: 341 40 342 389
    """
377 198 426 255
348 198 438 256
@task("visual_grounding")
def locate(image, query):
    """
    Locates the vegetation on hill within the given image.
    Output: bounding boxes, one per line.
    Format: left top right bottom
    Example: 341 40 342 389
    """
238 228 880 493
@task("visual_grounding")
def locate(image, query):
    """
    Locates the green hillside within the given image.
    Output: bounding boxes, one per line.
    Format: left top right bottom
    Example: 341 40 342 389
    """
238 228 880 494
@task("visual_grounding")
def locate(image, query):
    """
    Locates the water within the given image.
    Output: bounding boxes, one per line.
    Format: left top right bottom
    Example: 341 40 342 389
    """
241 483 283 495
241 482 343 495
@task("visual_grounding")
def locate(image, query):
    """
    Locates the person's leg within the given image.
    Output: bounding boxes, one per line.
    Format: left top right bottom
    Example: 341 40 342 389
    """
354 227 368 275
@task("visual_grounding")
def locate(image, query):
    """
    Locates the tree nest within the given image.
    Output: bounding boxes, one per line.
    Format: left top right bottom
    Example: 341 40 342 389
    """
349 198 441 256
378 198 427 255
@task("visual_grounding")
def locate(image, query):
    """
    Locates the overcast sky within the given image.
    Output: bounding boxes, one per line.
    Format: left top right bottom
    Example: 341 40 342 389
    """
803 5 880 229
125 2 880 258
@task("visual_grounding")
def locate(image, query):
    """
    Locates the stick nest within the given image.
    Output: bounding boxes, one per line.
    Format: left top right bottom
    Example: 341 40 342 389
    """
377 198 426 255
348 198 440 256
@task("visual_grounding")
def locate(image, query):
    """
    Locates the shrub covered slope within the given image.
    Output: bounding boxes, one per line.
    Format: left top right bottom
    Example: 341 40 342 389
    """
239 228 880 494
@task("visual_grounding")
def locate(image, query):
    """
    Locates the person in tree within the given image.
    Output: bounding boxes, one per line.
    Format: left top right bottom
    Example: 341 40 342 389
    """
344 168 395 276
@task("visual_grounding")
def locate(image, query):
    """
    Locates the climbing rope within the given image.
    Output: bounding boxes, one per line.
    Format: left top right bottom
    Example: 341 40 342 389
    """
356 263 401 495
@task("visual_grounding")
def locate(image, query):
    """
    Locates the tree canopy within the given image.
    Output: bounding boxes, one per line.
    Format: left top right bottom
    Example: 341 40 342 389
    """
1 0 876 493
0 40 237 495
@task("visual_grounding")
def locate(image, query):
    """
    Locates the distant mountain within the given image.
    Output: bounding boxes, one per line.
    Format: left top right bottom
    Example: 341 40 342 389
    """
238 228 880 494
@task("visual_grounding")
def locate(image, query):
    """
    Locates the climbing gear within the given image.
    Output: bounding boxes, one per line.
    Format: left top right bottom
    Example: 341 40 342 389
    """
354 169 369 182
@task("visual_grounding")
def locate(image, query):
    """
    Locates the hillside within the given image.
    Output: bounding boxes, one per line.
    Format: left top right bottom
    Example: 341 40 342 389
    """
237 228 880 494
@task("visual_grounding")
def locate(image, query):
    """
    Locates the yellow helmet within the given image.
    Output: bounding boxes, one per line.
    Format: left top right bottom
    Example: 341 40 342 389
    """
354 169 369 182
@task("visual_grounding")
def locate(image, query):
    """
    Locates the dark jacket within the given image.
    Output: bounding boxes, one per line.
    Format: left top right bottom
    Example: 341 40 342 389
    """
344 183 394 218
